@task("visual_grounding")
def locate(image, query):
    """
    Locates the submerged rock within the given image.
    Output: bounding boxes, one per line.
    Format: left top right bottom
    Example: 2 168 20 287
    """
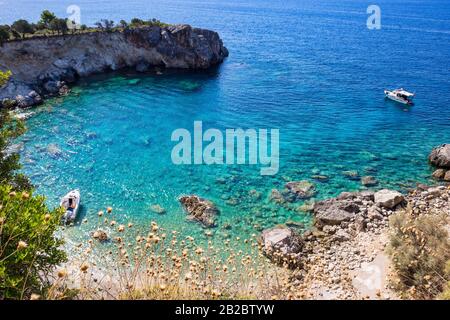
285 180 316 200
150 204 166 214
341 170 359 180
297 200 315 213
374 189 405 209
311 175 329 182
46 143 63 158
429 144 450 168
361 176 378 187
92 229 109 242
269 189 285 204
260 225 304 268
179 195 219 228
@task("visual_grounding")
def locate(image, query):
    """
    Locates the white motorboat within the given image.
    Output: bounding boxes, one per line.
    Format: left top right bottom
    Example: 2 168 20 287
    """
60 189 81 224
384 88 415 105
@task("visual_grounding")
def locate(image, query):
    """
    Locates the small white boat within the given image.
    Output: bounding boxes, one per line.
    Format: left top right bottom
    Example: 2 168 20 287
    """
384 88 415 105
60 189 81 224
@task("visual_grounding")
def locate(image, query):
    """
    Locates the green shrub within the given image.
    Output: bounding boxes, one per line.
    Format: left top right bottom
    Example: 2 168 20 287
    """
39 10 56 29
11 19 34 39
0 185 67 299
0 108 32 190
388 210 450 299
0 70 12 87
0 25 10 45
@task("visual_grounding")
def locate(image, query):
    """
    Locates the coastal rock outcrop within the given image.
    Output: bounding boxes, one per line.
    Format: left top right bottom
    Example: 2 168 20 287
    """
260 225 304 268
313 196 360 226
374 189 404 209
429 144 450 168
429 144 450 181
0 25 228 107
179 195 219 228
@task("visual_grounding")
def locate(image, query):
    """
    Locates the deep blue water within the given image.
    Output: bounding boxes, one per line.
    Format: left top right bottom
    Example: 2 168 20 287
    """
2 1 450 247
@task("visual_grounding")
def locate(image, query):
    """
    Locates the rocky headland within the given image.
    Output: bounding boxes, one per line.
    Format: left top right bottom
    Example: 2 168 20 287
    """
0 25 228 108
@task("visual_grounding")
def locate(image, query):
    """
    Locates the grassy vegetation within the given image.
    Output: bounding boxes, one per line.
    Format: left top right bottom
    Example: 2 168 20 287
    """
0 10 171 44
388 207 450 300
46 217 296 300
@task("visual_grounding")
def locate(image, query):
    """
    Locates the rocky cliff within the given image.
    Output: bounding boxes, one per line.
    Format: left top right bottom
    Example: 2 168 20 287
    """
0 25 228 107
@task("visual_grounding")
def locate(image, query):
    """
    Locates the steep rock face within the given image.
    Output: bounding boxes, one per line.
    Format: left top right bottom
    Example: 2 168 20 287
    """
0 25 228 106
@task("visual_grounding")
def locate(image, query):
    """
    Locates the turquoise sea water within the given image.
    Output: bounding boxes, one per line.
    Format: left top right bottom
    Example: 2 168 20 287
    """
3 1 450 248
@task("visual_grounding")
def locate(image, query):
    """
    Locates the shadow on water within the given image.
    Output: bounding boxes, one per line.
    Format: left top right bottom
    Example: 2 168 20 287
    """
383 98 414 112
75 64 224 88
73 205 87 226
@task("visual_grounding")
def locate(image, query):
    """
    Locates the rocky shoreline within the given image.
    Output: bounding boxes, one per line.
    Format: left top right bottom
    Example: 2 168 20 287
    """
0 24 228 108
259 146 450 299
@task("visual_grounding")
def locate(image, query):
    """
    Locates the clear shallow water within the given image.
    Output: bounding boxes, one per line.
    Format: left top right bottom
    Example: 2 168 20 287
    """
4 0 450 248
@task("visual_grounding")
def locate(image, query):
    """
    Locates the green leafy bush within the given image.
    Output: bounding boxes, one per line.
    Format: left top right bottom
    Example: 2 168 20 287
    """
0 108 31 190
0 70 12 87
388 210 450 299
11 19 34 39
0 26 10 45
0 186 67 299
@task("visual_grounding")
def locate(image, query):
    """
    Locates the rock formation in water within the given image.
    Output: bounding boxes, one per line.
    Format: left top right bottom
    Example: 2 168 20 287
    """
429 144 450 181
179 195 219 228
0 24 229 108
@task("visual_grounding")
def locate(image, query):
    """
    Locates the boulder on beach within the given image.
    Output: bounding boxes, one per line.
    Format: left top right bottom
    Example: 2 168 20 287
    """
445 171 450 182
260 225 304 268
285 180 316 200
429 144 450 168
313 197 359 227
179 195 219 228
374 189 405 209
432 169 447 180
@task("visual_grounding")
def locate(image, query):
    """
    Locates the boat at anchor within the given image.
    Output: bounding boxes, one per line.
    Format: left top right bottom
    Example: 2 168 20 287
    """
384 88 415 105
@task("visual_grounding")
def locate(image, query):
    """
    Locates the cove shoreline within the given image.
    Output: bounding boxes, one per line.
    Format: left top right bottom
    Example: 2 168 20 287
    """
0 24 229 109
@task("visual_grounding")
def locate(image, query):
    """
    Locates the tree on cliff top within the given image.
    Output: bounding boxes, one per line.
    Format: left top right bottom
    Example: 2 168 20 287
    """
11 20 34 39
39 10 56 28
95 19 115 32
0 25 10 45
49 18 69 35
